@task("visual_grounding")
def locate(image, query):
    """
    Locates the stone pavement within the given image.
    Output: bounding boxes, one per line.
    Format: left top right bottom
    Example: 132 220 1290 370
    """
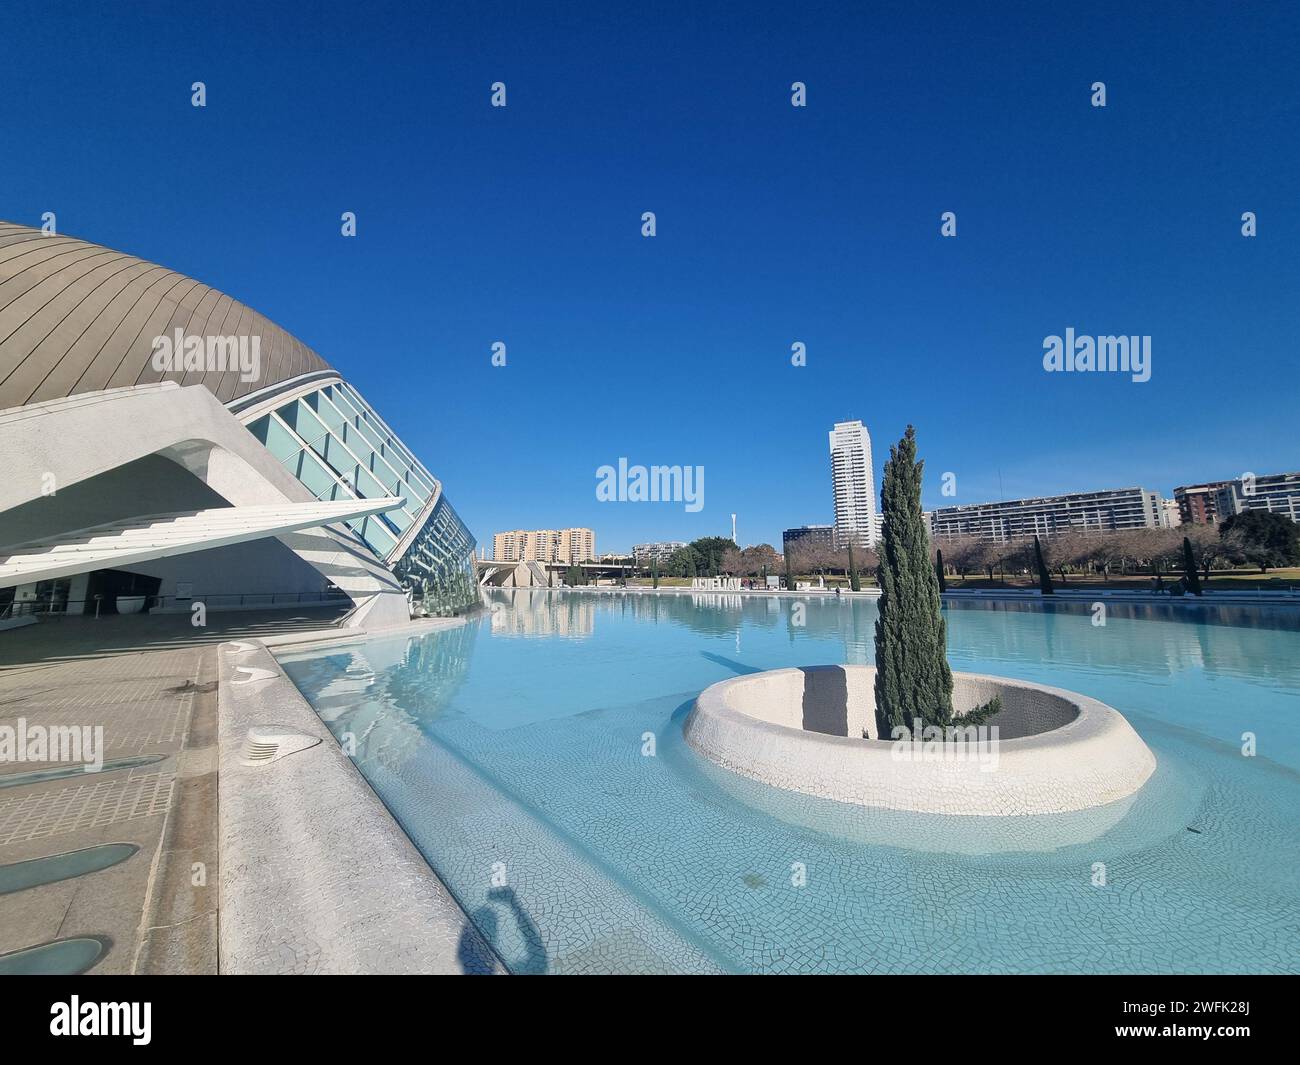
0 607 345 974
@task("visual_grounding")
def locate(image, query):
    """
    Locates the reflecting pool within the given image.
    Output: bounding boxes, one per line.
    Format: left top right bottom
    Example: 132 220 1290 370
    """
278 589 1300 974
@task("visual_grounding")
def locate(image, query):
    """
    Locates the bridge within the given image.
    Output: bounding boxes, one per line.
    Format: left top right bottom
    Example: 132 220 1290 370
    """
475 559 635 587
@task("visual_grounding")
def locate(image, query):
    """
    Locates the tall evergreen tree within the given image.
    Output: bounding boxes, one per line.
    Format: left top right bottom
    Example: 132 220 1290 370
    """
1182 536 1202 595
785 550 796 591
873 427 997 735
1033 535 1054 595
847 542 861 592
935 548 947 592
873 426 954 734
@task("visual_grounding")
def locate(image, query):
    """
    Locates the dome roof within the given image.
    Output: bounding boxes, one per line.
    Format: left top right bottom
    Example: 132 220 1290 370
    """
0 220 332 411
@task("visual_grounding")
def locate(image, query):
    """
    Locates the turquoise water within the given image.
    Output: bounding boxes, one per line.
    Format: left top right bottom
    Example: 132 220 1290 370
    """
279 589 1300 974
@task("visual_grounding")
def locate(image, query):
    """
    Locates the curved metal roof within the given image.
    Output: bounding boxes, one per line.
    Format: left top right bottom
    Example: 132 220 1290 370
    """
0 221 333 411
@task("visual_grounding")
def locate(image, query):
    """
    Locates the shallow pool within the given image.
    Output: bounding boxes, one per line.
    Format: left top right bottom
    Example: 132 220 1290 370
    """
278 589 1300 974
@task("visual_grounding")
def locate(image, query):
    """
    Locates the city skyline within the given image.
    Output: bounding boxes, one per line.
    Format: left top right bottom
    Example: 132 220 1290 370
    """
5 2 1297 554
495 429 1297 553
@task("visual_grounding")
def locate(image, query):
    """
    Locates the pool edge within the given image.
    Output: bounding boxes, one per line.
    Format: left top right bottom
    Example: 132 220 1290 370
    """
216 630 507 975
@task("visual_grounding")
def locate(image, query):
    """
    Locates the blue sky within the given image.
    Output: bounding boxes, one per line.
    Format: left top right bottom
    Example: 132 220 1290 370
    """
5 1 1298 553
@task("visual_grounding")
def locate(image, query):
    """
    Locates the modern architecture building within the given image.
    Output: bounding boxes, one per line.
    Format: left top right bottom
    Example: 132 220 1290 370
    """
1213 471 1300 524
1174 473 1299 526
632 541 686 564
829 420 877 547
493 528 595 564
1159 498 1182 528
929 487 1164 542
782 525 835 556
0 221 477 625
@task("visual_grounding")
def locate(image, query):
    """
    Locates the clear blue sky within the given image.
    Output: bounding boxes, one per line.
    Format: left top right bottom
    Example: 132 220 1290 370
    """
5 1 1297 553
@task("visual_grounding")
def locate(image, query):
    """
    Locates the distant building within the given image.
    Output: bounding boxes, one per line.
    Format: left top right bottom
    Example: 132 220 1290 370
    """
930 487 1164 542
782 525 835 555
829 420 877 547
1215 471 1300 523
494 528 595 564
1173 481 1231 525
1159 498 1182 528
632 540 687 564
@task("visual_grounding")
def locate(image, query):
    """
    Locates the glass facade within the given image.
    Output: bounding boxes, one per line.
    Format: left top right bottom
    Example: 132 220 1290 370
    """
392 495 479 618
245 380 478 615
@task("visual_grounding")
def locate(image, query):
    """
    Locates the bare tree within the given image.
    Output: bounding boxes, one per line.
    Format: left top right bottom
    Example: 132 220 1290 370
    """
941 536 983 581
743 543 782 577
1184 522 1227 581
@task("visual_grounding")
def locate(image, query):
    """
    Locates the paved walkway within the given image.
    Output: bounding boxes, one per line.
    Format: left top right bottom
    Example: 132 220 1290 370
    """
0 608 344 973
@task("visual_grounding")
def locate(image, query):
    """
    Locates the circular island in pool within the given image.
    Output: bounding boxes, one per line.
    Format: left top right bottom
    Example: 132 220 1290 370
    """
683 665 1156 817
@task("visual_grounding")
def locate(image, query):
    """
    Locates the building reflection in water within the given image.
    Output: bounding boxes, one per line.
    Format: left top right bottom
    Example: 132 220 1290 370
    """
280 619 479 771
942 598 1300 686
484 587 597 638
488 590 1300 688
288 592 1300 763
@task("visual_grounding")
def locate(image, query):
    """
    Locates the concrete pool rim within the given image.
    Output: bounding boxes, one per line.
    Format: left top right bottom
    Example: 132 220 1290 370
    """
216 616 507 975
684 665 1157 816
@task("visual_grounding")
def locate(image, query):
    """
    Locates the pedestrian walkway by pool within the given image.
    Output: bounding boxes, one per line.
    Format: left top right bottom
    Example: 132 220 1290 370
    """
0 607 347 973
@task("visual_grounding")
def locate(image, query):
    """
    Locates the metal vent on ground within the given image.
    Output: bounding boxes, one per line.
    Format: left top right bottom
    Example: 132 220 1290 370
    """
239 726 321 767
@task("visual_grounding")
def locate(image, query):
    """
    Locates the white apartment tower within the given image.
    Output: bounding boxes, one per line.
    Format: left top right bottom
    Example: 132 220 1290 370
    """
829 420 877 548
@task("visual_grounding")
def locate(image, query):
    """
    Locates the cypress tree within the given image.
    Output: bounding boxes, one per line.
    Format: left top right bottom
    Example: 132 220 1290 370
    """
848 542 861 592
652 557 659 589
873 426 954 734
1182 536 1202 595
785 550 796 591
935 548 947 592
1033 535 1054 595
873 427 999 735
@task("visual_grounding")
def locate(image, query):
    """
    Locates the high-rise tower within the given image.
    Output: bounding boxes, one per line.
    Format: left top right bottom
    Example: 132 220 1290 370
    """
829 420 877 548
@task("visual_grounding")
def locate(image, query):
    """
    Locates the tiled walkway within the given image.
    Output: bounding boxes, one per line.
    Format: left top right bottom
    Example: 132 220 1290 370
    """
0 608 344 973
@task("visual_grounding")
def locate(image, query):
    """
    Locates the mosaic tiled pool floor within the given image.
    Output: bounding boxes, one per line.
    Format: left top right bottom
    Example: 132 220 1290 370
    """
279 590 1300 974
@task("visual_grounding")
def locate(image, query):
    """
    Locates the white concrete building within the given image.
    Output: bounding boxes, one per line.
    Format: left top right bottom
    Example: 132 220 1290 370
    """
633 540 687 564
930 486 1164 543
0 221 477 626
1215 471 1300 524
829 420 877 548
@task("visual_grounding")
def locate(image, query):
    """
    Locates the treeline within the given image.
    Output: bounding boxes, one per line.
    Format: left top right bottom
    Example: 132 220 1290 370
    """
652 537 780 578
635 512 1298 584
936 511 1300 581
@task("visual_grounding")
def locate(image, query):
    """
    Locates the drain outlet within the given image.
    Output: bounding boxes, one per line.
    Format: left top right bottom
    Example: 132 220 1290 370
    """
239 725 321 767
